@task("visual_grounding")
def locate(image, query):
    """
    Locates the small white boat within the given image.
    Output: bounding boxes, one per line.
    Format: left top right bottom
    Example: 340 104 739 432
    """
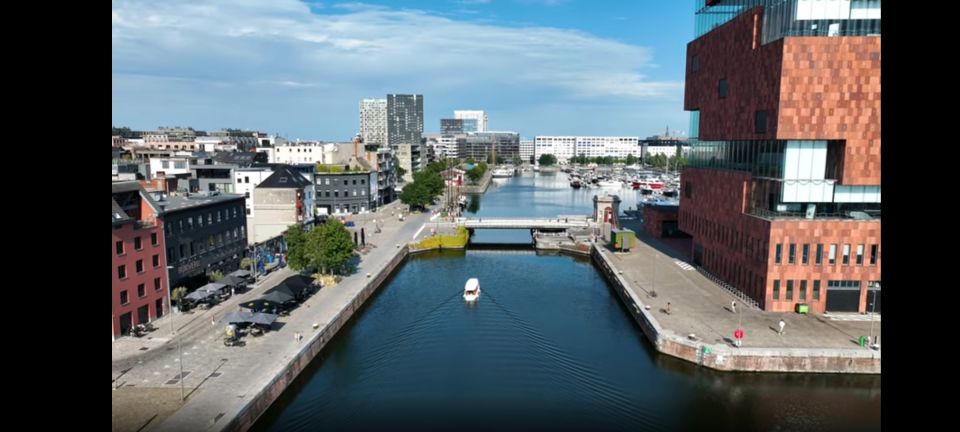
491 168 514 178
464 278 480 302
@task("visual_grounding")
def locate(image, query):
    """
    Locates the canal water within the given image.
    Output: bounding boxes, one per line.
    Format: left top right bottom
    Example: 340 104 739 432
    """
252 173 881 432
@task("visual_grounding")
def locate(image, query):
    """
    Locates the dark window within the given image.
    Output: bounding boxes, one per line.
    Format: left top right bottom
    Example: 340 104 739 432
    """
786 280 794 300
152 255 160 267
352 179 357 185
856 244 864 265
116 241 124 255
167 247 174 262
842 244 850 265
118 265 127 279
775 244 782 264
361 179 365 185
802 244 809 265
718 78 728 99
773 280 780 300
815 244 823 265
234 207 238 218
151 233 158 246
136 260 144 273
829 244 837 265
334 191 339 198
245 191 250 199
326 191 331 197
154 277 162 291
685 181 692 199
138 283 146 298
869 244 878 265
246 208 251 215
788 244 796 264
245 176 250 183
344 180 348 185
692 55 699 72
134 236 142 250
813 280 821 300
799 280 807 300
754 110 767 134
120 290 129 305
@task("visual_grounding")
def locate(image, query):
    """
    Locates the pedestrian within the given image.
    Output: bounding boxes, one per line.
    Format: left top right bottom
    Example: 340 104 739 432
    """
731 300 737 314
778 319 785 335
666 302 671 315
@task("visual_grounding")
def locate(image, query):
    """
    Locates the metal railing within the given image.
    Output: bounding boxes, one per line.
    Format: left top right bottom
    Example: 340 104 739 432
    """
694 266 761 310
746 207 879 221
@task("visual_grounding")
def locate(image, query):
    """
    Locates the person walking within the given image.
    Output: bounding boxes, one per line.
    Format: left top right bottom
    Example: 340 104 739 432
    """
666 302 671 315
731 300 737 314
778 319 786 335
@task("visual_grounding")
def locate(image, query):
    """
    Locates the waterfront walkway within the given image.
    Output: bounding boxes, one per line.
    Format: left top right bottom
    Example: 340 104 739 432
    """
112 202 437 432
599 219 880 372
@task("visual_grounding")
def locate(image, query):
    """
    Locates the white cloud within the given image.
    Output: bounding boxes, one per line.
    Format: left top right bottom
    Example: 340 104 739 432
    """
113 0 683 137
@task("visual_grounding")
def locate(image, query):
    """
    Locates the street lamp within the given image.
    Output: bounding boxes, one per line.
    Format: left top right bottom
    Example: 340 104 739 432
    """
163 264 185 402
869 282 880 347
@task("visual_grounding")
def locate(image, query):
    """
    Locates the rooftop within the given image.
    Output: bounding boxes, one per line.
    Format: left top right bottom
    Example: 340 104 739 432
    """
157 192 245 213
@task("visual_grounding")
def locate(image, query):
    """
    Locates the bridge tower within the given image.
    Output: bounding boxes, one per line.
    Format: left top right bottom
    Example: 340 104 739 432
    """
593 194 621 240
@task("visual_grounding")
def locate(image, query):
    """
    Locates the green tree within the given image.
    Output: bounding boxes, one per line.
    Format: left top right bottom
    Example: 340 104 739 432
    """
495 155 505 164
538 154 557 166
306 218 355 275
240 257 253 270
625 153 637 165
400 181 432 209
395 165 407 180
209 270 224 282
466 167 483 183
171 286 188 306
284 223 309 271
512 156 522 165
413 169 444 197
465 157 476 164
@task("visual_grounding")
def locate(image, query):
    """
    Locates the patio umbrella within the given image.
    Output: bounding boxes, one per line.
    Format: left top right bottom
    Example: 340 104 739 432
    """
258 290 294 304
219 275 246 287
249 312 278 326
221 310 254 324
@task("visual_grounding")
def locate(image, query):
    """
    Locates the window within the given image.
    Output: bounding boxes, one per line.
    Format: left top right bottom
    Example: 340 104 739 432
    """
246 208 251 215
344 180 349 185
151 233 158 246
685 181 692 199
692 54 699 72
775 244 782 264
361 179 365 185
870 244 878 265
786 280 794 300
754 110 767 134
187 217 194 229
120 290 129 305
233 207 238 218
118 265 127 279
136 260 144 273
179 244 185 258
167 247 174 262
856 244 864 265
815 244 823 265
802 244 809 265
718 78 728 99
325 191 330 197
217 210 222 222
152 254 160 267
116 241 124 255
161 161 170 169
154 277 162 291
134 236 142 250
325 178 330 185
788 244 796 264
799 280 807 300
353 190 357 196
813 280 821 300
842 244 850 265
208 213 213 225
773 280 780 300
138 283 146 298
334 191 339 198
352 179 357 185
828 244 837 265
245 176 250 183
198 215 204 227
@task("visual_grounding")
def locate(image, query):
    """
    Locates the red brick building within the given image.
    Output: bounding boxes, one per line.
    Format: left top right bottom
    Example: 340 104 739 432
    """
679 0 881 313
112 182 169 340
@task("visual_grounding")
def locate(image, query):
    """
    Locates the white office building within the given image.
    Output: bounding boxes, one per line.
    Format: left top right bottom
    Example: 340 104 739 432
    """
534 136 641 164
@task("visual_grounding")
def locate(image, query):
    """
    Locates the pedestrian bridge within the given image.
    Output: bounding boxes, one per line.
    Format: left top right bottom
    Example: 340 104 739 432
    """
456 216 592 230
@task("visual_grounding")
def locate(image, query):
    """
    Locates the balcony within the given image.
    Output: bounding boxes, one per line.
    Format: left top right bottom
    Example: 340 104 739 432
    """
746 207 880 221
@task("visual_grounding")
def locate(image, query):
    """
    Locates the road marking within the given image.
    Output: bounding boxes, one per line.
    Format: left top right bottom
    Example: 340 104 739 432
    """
413 224 426 240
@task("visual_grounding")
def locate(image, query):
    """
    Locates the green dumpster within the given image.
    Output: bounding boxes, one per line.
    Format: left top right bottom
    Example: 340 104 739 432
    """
796 303 809 314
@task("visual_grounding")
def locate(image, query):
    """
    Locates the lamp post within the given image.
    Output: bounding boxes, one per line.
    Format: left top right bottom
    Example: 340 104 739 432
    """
869 282 880 347
164 264 185 402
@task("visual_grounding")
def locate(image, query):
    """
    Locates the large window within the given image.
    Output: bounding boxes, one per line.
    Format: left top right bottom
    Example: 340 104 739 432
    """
755 110 768 134
799 280 807 301
870 244 878 265
685 181 692 199
138 283 146 298
134 236 142 250
152 254 160 268
135 259 144 273
155 277 162 292
802 244 809 265
120 290 129 305
813 280 821 300
773 280 780 300
775 244 782 264
786 280 794 300
829 244 837 265
788 244 796 264
856 244 864 265
815 244 823 265
151 233 158 246
718 78 728 99
116 241 124 255
842 244 851 265
118 265 127 279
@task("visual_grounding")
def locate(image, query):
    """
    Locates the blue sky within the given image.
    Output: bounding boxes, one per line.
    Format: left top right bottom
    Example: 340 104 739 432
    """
113 0 694 140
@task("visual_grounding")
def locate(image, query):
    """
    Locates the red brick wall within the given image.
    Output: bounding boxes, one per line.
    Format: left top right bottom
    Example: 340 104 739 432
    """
778 37 881 185
112 204 168 340
766 219 881 313
642 206 677 239
679 168 772 305
685 7 784 141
